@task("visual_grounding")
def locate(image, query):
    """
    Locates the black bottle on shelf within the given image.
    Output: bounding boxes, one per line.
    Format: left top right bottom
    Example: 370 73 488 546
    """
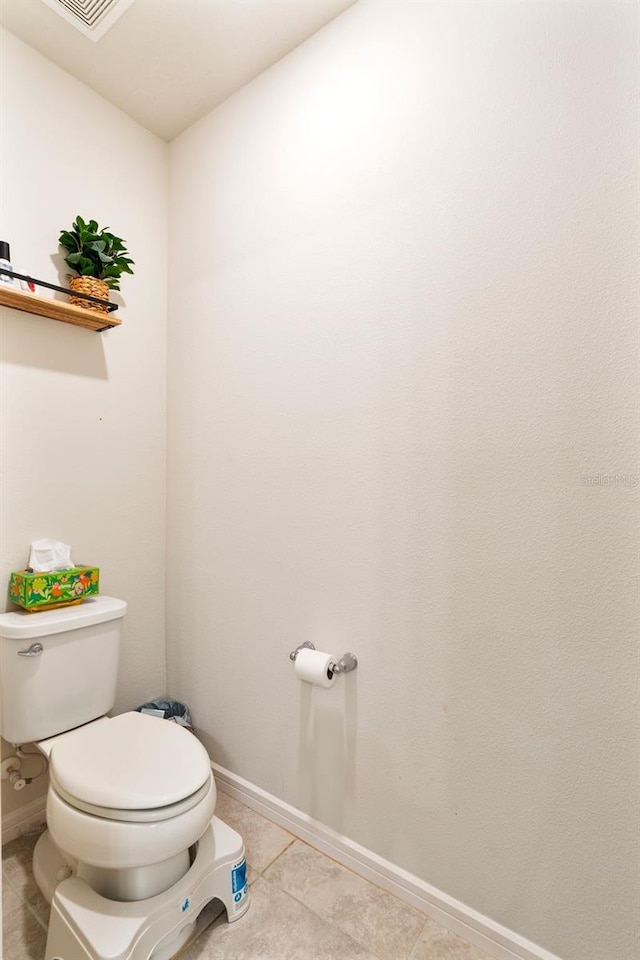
0 241 13 286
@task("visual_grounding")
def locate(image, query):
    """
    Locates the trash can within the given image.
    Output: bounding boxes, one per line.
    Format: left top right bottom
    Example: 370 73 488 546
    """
135 698 193 732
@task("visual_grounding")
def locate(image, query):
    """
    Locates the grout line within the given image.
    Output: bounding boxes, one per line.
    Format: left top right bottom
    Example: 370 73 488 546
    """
259 873 387 960
246 833 391 960
256 834 296 875
405 918 429 960
2 873 49 932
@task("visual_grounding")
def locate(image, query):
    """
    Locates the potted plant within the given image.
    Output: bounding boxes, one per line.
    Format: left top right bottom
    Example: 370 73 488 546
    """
58 216 134 313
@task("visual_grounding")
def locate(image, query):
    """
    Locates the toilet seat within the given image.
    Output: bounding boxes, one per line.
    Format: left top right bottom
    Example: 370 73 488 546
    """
50 775 213 823
48 711 211 814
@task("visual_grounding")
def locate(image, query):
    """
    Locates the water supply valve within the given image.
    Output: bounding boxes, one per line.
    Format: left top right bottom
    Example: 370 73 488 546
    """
1 756 26 791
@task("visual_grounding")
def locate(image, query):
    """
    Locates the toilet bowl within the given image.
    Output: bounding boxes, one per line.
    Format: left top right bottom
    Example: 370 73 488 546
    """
37 711 217 900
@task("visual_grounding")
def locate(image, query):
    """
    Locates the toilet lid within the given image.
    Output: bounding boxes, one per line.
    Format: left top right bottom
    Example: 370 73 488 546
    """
49 711 212 811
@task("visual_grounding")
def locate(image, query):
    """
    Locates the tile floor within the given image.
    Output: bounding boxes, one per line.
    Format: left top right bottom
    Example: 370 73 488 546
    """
2 791 494 960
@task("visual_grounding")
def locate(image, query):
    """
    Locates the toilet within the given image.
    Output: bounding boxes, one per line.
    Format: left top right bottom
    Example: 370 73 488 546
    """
0 596 250 960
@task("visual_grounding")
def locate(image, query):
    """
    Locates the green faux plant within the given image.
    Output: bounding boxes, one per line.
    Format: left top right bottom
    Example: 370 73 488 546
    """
58 216 134 291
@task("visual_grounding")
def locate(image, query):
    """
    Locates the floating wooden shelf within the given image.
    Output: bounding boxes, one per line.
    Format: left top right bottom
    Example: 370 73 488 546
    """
0 286 121 332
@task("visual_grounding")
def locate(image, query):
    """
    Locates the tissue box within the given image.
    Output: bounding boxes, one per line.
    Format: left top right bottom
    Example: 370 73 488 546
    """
9 567 99 611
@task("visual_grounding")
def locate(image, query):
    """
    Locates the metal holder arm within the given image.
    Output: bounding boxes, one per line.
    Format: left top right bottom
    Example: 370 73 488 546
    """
289 641 315 662
331 652 358 674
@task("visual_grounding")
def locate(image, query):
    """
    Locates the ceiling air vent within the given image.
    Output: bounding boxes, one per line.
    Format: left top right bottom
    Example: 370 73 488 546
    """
40 0 135 42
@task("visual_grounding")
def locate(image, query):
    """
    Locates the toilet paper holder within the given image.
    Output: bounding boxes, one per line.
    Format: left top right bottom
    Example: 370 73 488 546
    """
288 642 358 675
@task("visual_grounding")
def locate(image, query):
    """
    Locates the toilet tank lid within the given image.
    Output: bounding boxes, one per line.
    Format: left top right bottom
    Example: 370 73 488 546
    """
0 596 127 640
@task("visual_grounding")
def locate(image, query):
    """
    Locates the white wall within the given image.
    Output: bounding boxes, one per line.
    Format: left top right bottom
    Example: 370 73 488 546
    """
167 3 639 960
0 30 169 813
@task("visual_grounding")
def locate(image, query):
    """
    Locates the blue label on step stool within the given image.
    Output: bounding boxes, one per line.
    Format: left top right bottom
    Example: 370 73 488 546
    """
232 859 247 895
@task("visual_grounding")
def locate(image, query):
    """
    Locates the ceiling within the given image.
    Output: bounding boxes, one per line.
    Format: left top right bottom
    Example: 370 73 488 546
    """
0 0 357 141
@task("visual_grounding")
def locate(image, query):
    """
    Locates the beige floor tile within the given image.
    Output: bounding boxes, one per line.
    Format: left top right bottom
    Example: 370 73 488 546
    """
4 872 49 929
24 887 50 929
193 897 227 930
411 918 494 960
2 900 47 960
3 878 25 918
183 876 377 960
264 840 425 960
215 791 295 873
174 898 227 960
13 881 49 930
2 829 46 906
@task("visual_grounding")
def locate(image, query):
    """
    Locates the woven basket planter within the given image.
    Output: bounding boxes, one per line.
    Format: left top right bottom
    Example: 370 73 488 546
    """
69 276 110 313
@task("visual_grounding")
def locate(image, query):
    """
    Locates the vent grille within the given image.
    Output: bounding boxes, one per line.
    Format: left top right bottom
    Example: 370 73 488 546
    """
58 0 118 30
40 0 135 41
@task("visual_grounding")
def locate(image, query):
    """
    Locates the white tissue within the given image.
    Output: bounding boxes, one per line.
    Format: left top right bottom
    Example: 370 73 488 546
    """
294 648 337 688
28 539 74 573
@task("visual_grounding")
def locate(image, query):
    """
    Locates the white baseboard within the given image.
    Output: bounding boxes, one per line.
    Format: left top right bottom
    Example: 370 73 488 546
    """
1 795 47 845
212 762 563 960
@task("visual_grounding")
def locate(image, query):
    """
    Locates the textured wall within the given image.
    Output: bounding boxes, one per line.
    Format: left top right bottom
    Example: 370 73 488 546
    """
167 3 639 959
0 31 169 815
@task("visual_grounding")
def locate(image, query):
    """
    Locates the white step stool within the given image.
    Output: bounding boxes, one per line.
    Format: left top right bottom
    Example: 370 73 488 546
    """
38 816 250 960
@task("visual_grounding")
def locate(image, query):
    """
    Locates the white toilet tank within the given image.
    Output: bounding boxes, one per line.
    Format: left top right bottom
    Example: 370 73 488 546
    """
0 596 127 744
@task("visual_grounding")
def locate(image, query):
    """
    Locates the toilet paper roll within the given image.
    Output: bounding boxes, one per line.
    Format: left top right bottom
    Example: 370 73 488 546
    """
294 648 336 688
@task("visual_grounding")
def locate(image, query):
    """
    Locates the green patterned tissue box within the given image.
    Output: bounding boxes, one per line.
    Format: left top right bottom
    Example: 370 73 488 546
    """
9 567 99 611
